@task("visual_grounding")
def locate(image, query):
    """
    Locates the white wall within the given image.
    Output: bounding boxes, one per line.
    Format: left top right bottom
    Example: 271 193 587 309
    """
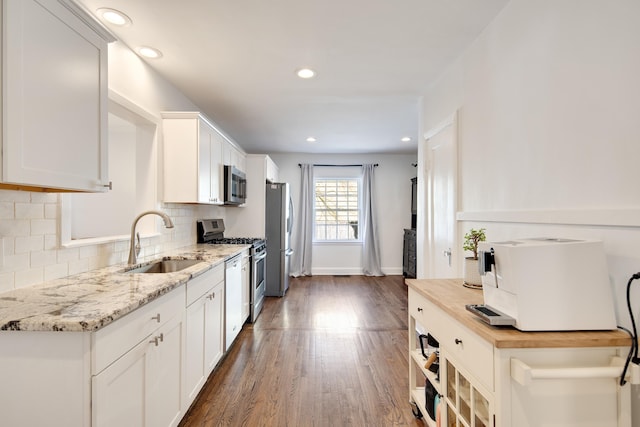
420 0 640 418
270 153 417 275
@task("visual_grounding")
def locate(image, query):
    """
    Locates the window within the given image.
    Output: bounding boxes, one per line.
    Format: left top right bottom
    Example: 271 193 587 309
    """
314 178 361 241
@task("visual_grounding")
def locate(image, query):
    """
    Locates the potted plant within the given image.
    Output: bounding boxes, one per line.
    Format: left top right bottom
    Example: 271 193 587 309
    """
462 228 486 288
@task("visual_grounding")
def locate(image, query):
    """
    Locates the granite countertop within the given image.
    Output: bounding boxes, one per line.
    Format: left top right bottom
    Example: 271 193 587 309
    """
0 244 250 332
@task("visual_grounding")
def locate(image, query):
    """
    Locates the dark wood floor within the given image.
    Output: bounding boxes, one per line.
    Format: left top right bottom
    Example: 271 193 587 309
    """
179 275 424 427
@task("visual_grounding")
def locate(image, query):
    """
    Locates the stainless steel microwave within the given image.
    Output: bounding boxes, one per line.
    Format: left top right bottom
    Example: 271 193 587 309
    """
223 165 246 205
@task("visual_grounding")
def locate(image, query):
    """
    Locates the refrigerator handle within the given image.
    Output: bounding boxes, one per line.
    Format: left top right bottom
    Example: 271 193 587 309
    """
285 249 294 256
288 197 294 234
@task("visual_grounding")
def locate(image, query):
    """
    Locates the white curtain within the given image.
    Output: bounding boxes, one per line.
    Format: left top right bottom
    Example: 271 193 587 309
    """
361 164 384 276
290 164 314 276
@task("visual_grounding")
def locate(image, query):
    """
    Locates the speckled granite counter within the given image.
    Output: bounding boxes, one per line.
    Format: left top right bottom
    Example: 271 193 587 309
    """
0 244 249 332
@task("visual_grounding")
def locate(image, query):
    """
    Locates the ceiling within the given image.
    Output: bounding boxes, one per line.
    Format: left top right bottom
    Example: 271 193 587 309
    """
78 0 509 155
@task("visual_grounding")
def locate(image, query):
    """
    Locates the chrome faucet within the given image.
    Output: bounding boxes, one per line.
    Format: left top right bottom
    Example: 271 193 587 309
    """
128 210 175 265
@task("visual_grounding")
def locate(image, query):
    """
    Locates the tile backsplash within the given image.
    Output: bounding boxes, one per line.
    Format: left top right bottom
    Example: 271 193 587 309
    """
0 189 222 293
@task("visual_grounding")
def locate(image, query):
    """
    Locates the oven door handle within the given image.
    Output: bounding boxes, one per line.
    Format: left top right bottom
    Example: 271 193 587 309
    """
253 251 267 261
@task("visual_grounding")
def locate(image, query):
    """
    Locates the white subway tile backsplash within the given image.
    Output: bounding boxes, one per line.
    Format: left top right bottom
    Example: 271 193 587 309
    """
0 189 208 291
16 203 44 219
68 258 89 276
0 202 14 219
44 263 68 282
15 235 44 254
0 272 14 293
44 235 57 251
79 245 98 259
0 190 29 202
30 250 57 268
0 219 30 236
44 204 57 219
30 193 57 204
15 267 44 289
30 219 56 235
57 247 79 263
3 253 29 272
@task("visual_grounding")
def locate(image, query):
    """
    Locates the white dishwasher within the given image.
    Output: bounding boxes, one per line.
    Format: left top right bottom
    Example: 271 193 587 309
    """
225 254 243 351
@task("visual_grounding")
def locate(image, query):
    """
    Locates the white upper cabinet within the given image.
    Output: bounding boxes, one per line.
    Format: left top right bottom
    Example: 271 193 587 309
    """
222 139 246 173
162 112 223 204
1 0 114 192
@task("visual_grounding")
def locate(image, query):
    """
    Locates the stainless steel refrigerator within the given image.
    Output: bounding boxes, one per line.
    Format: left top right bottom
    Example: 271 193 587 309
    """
265 182 293 297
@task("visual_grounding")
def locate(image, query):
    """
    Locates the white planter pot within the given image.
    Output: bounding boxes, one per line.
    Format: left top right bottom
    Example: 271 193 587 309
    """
463 257 482 288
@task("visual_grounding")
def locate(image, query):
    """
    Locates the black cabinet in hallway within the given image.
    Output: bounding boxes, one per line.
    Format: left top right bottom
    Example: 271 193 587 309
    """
403 228 416 278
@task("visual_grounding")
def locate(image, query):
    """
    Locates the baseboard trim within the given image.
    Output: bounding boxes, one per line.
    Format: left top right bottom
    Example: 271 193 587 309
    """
309 267 403 276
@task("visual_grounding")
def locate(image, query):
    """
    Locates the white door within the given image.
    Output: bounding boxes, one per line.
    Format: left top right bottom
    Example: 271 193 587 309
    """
422 113 458 279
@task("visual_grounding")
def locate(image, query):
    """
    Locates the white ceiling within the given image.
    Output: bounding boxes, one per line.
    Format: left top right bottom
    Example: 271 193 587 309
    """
78 0 509 155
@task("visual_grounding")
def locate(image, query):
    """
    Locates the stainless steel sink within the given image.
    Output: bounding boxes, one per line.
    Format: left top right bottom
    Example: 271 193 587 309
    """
126 259 203 274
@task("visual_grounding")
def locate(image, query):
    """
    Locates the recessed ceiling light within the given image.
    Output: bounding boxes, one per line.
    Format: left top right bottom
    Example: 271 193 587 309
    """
296 68 316 79
306 137 317 143
96 8 132 26
401 136 412 142
138 46 163 59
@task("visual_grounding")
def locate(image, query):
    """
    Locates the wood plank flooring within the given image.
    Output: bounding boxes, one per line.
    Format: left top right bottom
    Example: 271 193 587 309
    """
179 275 424 427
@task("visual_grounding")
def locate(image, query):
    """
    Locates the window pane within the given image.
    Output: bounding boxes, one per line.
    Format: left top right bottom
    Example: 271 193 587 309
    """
314 178 360 241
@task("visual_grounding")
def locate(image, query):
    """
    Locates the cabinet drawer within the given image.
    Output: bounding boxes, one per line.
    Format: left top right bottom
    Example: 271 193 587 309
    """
409 288 445 341
443 320 494 391
408 288 426 325
186 264 224 306
92 286 185 374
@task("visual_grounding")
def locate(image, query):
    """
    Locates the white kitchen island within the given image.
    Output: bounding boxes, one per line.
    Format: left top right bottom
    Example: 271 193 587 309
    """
407 278 634 427
0 244 249 427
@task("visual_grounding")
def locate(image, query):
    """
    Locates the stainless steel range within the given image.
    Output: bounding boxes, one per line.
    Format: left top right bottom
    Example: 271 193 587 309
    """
197 219 266 322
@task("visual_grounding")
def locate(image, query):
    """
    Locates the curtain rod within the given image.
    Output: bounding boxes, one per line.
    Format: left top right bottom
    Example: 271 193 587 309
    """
298 163 378 167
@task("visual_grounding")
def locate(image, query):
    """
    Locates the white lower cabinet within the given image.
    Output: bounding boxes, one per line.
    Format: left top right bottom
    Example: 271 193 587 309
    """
184 265 225 405
0 256 244 427
92 287 186 427
225 254 243 351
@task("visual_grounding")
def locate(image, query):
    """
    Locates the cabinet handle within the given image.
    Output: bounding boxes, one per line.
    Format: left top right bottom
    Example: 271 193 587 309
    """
207 292 215 300
158 333 164 343
417 307 423 312
455 338 463 345
103 181 113 190
151 314 161 323
149 336 159 346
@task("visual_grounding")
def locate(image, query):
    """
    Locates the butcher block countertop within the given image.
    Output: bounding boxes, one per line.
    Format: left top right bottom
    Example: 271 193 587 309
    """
0 244 249 332
406 278 632 349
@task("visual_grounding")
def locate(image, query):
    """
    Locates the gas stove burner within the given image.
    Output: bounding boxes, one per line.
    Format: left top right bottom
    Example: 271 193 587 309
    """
212 237 265 245
196 219 266 251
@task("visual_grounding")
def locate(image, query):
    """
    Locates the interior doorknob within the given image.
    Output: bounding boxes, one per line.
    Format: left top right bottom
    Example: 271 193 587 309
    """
443 248 452 266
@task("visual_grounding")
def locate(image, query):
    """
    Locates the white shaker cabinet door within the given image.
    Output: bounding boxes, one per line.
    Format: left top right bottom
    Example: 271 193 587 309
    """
93 314 184 427
92 336 147 427
146 314 184 427
184 295 207 404
2 0 111 192
204 280 225 374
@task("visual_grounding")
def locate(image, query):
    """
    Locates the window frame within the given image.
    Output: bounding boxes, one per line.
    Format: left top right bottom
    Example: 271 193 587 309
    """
312 176 363 244
59 92 160 248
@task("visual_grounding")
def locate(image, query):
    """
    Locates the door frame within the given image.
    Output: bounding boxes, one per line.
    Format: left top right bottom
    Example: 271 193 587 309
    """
417 111 459 278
